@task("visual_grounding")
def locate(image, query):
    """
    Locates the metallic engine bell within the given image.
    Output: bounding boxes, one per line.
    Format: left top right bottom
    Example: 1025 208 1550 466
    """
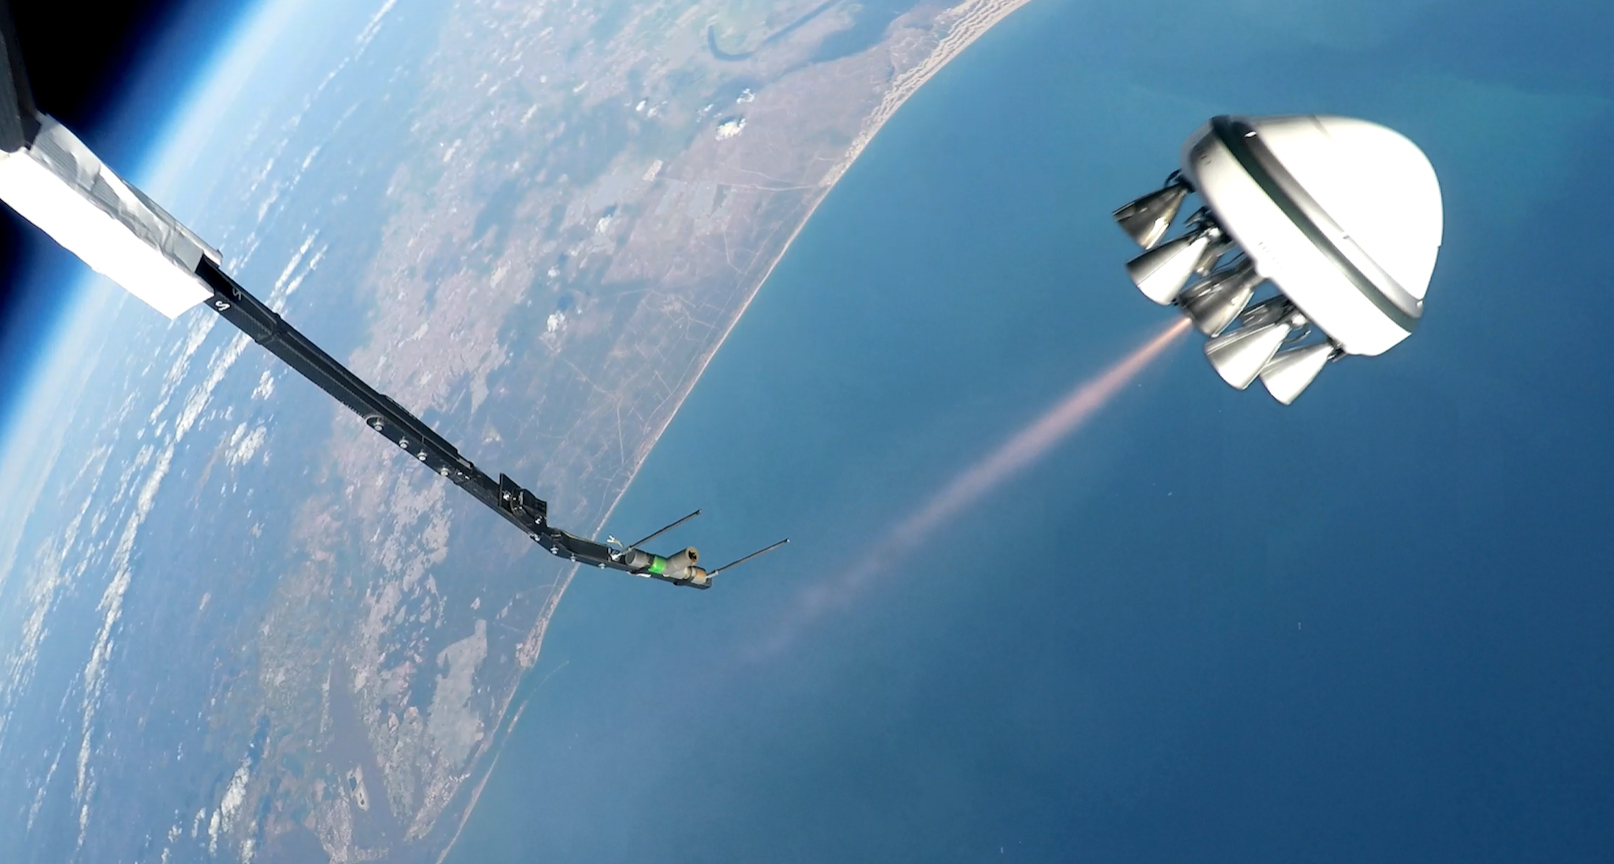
1112 180 1189 249
1177 260 1260 336
1203 305 1300 389
1259 342 1336 404
1193 235 1234 276
1126 225 1218 305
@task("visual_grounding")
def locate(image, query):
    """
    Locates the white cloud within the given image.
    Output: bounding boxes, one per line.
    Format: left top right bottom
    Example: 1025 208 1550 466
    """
226 423 269 466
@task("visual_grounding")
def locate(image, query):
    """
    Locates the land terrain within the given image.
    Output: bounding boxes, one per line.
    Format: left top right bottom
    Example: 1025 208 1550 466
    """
0 0 1046 861
259 0 1049 859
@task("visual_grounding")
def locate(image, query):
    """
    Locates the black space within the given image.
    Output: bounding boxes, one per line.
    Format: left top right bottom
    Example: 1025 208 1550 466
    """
0 0 202 403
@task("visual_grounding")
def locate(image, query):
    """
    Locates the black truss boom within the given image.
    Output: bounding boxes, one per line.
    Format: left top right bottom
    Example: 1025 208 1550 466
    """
194 258 641 578
0 0 782 589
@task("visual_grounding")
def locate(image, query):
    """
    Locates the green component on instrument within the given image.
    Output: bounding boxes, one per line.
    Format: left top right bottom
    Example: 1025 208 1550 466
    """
647 556 667 575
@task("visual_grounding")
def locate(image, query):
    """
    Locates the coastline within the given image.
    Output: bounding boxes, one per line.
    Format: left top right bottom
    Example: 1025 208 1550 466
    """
509 0 1050 728
832 0 1048 187
589 0 1050 542
428 0 1049 855
581 0 1049 614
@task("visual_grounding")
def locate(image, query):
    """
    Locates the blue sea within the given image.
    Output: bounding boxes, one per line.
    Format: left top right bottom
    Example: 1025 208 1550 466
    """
440 0 1614 861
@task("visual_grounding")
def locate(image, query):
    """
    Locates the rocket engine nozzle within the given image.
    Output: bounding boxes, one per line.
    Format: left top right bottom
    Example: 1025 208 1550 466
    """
666 546 699 573
664 548 712 588
1113 177 1190 249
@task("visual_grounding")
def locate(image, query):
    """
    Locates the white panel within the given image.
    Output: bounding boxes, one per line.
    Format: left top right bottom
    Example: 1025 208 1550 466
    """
0 116 217 318
1186 132 1411 356
1258 115 1443 300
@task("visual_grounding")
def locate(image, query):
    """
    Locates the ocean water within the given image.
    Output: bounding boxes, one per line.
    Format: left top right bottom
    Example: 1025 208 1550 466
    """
446 1 1614 862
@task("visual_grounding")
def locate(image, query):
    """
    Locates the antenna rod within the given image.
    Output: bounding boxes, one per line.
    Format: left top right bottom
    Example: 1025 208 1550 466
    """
629 509 702 549
708 538 790 577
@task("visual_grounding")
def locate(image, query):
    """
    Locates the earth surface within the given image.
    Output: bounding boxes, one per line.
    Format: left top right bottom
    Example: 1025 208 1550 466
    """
5 1 1614 863
0 0 1039 859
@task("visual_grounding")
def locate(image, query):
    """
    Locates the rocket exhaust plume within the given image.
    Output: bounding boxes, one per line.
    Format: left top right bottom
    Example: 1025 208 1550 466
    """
758 317 1191 656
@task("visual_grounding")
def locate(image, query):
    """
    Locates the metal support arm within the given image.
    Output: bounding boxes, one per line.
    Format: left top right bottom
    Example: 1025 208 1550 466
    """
193 258 654 576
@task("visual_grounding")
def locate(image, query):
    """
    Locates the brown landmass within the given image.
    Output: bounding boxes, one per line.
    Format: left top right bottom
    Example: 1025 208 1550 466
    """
227 0 1045 860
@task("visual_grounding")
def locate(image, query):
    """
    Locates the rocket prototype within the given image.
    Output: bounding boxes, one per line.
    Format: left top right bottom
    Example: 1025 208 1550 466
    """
1113 115 1444 404
0 3 783 589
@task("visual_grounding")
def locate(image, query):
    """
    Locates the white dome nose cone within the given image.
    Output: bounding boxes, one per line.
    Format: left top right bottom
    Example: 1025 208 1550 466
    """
1253 115 1443 301
1119 112 1445 402
1183 114 1444 357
